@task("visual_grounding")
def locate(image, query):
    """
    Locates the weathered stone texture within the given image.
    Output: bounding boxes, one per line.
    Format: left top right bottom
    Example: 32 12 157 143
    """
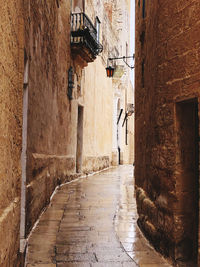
82 156 110 174
24 0 73 234
0 1 23 266
135 0 200 265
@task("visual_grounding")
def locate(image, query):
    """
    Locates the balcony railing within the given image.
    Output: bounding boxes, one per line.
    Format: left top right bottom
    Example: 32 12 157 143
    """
71 13 103 62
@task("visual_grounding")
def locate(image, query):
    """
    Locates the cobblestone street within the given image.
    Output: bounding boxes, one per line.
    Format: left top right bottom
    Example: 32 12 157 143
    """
25 166 172 267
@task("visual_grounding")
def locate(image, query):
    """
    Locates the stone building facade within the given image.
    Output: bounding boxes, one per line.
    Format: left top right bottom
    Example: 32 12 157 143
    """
108 0 135 166
135 0 200 266
0 0 133 266
0 1 24 266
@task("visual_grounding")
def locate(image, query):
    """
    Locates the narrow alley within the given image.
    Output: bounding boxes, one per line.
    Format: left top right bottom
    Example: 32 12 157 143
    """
1 0 200 266
25 166 171 267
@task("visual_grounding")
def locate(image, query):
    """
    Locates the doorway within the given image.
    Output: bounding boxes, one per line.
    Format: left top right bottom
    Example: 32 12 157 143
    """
76 105 84 173
176 98 199 264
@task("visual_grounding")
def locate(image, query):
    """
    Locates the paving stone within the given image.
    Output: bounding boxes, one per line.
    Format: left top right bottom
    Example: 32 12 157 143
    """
95 251 133 262
40 209 64 221
28 234 57 245
56 244 88 254
56 252 96 262
126 251 167 264
91 263 123 267
122 263 138 267
139 265 172 267
27 264 56 267
57 263 91 267
25 166 172 266
58 226 91 231
26 252 55 264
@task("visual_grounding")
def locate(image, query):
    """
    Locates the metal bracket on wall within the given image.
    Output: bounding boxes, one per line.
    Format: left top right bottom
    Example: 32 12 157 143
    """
108 55 135 70
117 109 123 124
122 113 128 127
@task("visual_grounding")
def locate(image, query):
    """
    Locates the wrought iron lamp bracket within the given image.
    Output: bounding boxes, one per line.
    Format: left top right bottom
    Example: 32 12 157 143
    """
107 54 135 69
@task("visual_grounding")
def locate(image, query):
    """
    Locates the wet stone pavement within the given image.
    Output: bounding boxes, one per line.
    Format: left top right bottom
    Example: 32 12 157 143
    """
25 165 172 267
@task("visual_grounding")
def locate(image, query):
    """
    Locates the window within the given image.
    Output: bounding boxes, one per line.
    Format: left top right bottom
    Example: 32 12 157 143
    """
142 0 146 18
96 16 101 42
140 31 145 46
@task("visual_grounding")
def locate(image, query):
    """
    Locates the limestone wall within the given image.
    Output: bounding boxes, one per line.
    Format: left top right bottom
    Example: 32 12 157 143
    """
0 1 24 266
78 0 134 170
82 57 113 173
102 0 135 166
135 0 200 265
24 0 73 234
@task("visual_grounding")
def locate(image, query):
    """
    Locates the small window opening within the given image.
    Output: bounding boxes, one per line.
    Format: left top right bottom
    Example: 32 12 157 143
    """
140 31 145 46
96 16 101 42
142 0 146 18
